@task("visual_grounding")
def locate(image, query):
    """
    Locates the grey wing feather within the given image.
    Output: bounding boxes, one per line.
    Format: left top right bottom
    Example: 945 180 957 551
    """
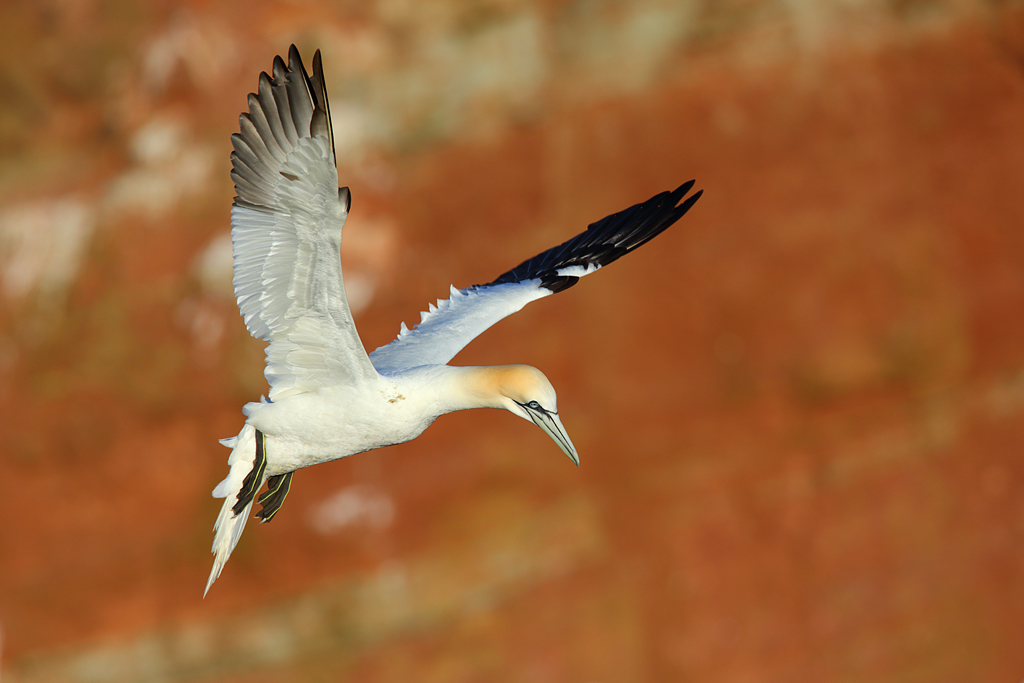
230 45 375 399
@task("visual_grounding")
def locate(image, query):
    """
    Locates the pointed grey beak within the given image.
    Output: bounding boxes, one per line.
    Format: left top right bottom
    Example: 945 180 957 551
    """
525 407 579 466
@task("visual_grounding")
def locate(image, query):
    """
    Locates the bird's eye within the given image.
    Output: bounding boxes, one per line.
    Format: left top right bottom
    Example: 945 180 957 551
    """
527 400 542 410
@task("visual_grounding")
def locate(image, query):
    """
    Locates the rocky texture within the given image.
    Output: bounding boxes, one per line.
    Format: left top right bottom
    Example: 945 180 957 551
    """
3 0 1024 681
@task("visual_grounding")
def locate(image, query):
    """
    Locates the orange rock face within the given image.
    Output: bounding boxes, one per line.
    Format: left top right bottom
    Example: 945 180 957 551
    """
2 3 1024 682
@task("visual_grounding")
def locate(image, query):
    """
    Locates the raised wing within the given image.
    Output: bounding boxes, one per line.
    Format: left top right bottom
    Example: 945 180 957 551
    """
230 45 377 400
369 181 702 374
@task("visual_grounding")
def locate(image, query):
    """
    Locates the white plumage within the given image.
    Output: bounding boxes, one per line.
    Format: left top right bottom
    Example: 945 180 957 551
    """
205 45 702 595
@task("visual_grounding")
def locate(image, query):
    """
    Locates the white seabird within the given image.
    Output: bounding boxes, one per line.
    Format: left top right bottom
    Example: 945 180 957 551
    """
206 45 702 595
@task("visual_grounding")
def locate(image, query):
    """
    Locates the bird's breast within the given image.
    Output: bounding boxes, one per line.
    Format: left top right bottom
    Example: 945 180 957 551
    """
242 382 436 475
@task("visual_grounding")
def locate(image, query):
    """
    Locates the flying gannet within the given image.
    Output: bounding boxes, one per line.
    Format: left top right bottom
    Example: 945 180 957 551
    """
206 45 702 594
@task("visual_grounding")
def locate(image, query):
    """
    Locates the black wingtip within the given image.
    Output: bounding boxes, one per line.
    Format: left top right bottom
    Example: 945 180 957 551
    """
675 179 696 196
680 187 702 212
312 49 324 80
308 49 335 158
484 180 702 292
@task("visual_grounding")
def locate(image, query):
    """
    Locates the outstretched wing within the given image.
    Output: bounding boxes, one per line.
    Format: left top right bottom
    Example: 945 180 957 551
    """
230 45 377 400
369 181 702 374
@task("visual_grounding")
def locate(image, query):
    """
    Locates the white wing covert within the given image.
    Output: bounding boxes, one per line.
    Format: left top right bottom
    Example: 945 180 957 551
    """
230 46 376 400
369 181 702 374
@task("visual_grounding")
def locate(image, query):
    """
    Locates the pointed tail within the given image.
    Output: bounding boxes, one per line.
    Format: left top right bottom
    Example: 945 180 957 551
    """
205 423 264 596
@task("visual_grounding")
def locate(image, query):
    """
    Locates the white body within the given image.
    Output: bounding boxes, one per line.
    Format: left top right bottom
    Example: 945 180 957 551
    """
240 366 476 474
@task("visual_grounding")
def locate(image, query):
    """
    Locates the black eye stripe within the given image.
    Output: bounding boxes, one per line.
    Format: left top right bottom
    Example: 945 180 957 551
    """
515 399 557 416
516 397 548 413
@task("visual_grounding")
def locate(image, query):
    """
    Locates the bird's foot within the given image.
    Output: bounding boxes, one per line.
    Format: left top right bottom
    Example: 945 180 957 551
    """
232 429 267 515
256 472 293 523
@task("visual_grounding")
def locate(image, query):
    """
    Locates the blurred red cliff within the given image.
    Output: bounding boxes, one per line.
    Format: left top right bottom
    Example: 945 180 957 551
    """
1 0 1024 681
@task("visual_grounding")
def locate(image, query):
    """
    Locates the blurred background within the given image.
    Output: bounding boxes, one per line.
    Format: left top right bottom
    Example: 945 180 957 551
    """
2 0 1024 680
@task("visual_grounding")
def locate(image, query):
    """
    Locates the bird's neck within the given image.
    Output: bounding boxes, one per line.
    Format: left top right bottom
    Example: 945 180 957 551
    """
403 365 515 415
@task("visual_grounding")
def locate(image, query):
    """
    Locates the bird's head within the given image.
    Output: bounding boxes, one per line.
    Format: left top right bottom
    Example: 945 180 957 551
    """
476 365 579 466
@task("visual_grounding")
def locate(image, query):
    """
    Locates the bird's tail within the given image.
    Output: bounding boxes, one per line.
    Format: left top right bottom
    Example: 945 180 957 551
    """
205 423 265 596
